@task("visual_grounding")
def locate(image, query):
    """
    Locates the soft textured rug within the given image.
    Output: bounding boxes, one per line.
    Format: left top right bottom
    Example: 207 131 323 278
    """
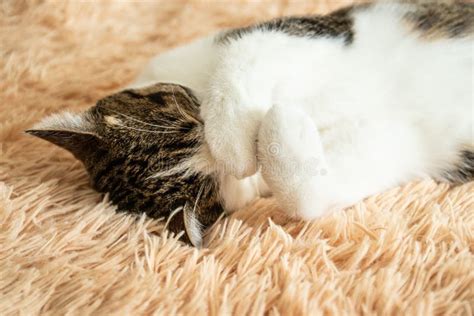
1 1 473 315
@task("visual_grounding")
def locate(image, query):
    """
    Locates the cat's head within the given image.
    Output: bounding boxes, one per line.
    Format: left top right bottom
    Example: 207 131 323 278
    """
27 83 224 247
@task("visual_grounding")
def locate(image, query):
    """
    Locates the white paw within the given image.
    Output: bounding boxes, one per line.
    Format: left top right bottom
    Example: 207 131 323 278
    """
258 105 331 219
201 93 265 179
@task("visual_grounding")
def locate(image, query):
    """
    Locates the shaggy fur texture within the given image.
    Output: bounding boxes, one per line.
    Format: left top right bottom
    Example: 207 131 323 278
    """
0 1 473 315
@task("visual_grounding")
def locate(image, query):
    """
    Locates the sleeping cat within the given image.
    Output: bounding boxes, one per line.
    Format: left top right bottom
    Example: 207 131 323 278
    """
131 2 473 215
28 84 223 246
29 2 473 246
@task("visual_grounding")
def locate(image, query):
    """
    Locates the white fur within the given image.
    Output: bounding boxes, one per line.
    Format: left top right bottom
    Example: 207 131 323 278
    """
132 4 473 219
32 112 92 132
129 35 218 100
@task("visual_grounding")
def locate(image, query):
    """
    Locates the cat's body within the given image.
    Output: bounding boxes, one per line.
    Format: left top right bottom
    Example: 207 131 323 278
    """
29 2 473 246
131 2 474 218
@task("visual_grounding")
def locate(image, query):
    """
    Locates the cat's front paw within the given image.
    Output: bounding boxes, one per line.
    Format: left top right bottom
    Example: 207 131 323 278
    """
258 105 331 219
201 94 264 179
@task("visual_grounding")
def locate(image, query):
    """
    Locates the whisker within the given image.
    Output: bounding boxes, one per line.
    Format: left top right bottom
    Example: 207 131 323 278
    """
164 206 183 230
172 86 200 125
193 181 205 214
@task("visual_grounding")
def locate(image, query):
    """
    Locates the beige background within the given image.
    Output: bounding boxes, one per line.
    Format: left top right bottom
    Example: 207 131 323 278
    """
0 1 472 315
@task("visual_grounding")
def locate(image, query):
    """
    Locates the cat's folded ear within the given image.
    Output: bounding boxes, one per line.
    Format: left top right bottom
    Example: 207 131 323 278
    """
26 112 102 162
166 202 204 248
183 203 204 248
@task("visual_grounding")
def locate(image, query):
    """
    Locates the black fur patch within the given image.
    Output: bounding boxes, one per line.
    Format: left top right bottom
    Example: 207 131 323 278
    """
404 2 474 39
444 150 474 184
218 6 360 45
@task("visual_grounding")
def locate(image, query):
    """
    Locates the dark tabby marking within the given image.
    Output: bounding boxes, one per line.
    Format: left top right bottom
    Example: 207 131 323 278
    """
27 83 223 247
218 5 363 45
444 150 474 184
219 2 474 45
404 2 474 39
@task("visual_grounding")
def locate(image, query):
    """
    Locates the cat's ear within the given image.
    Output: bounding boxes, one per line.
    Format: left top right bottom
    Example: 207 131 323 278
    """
167 202 204 248
26 112 101 162
182 203 204 248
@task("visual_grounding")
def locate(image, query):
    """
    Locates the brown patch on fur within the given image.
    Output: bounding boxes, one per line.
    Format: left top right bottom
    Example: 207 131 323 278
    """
404 2 474 40
218 4 371 45
28 83 224 246
443 148 474 184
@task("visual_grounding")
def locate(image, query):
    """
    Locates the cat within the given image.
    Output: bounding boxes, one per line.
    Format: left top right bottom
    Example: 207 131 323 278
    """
28 84 223 247
130 1 473 217
29 2 473 246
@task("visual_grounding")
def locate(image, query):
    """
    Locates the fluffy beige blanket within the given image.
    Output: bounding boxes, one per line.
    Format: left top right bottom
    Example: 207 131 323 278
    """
1 1 472 315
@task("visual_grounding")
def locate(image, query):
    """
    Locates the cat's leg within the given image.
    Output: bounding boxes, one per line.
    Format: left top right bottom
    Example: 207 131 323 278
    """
128 35 218 97
200 39 279 179
201 88 270 179
257 105 336 218
258 104 419 219
199 32 341 179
